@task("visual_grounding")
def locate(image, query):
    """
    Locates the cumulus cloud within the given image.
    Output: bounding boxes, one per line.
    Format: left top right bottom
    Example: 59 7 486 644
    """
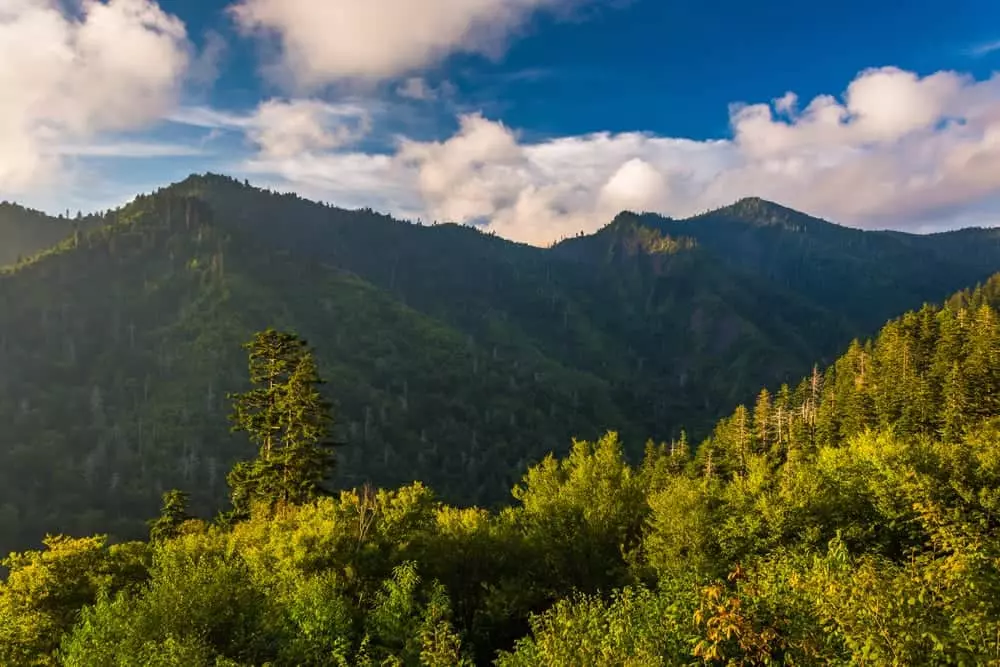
248 100 372 157
172 98 373 159
0 0 192 192
237 66 1000 246
229 0 597 87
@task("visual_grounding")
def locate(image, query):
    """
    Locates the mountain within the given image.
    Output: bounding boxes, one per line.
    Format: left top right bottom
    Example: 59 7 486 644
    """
558 197 1000 331
0 194 624 553
0 174 999 556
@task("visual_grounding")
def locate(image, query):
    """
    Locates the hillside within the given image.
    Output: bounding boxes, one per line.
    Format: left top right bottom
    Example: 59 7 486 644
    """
0 193 623 554
0 203 84 267
4 275 1000 665
1 175 1000 557
169 176 853 416
558 198 1000 332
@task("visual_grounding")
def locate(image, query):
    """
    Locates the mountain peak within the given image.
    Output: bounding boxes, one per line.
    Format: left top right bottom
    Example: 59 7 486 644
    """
726 196 808 217
694 197 836 232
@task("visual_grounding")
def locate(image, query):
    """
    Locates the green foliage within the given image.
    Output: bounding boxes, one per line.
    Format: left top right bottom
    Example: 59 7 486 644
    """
56 497 475 666
0 535 148 665
227 329 337 517
511 432 646 594
59 533 282 666
5 410 1000 665
496 585 696 666
148 490 192 542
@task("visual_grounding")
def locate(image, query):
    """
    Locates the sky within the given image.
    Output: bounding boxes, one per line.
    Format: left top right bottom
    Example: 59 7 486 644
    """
2 0 1000 245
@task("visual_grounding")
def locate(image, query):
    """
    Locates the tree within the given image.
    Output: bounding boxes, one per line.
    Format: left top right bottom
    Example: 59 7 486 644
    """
148 490 191 542
226 329 337 517
752 389 773 451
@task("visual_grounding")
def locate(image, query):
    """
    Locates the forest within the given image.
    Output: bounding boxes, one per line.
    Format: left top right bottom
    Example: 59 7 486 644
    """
4 176 1000 559
0 202 99 267
3 272 1000 665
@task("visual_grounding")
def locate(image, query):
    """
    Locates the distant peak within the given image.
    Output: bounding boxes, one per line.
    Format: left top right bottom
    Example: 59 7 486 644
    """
604 210 674 231
729 197 793 213
605 210 643 228
694 197 835 231
171 172 248 190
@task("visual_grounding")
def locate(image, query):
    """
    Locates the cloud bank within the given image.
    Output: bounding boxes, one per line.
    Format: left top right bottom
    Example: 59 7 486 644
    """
232 66 1000 245
230 0 596 87
0 0 192 192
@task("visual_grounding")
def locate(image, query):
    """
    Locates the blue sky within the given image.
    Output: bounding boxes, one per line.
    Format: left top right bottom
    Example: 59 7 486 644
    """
2 0 1000 244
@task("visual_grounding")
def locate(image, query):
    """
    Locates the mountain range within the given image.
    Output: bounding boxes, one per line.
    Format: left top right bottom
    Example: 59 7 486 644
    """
1 173 999 554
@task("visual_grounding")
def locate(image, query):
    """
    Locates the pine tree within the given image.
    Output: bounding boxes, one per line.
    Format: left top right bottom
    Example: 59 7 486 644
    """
731 404 751 472
148 490 191 542
226 329 337 517
752 389 773 452
942 361 970 442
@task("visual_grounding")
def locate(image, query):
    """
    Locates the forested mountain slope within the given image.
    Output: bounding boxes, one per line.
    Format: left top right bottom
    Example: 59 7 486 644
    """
171 175 854 426
169 174 1000 426
559 197 1000 332
696 272 1000 475
0 194 622 555
0 203 89 267
5 275 1000 666
1 174 1000 559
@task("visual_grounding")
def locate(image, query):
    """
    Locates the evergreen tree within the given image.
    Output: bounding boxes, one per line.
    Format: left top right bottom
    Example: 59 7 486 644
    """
226 329 337 517
941 361 969 441
752 389 773 451
148 490 191 542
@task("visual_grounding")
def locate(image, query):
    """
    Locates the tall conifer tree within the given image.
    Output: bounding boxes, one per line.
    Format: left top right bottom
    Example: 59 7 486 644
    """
227 329 336 517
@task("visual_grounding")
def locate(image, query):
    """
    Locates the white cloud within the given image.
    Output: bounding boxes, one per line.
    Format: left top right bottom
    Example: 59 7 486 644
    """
237 66 1000 246
172 99 373 159
0 0 192 193
229 0 596 87
248 99 372 158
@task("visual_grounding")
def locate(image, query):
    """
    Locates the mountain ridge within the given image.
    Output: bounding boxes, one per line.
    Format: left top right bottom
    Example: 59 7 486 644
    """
11 174 999 255
1 174 1000 556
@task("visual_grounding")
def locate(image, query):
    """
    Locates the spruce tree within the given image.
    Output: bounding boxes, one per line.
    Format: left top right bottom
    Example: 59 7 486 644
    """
148 490 192 542
226 329 337 518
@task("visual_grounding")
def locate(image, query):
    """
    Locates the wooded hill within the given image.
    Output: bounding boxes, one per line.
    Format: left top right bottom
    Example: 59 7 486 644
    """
0 174 999 556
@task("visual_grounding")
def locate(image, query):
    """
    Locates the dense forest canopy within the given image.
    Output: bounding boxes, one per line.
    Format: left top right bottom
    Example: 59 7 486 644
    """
2 176 1000 557
3 274 1000 665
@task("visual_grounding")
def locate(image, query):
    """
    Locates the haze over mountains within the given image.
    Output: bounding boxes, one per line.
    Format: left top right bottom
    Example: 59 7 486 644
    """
0 174 999 555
